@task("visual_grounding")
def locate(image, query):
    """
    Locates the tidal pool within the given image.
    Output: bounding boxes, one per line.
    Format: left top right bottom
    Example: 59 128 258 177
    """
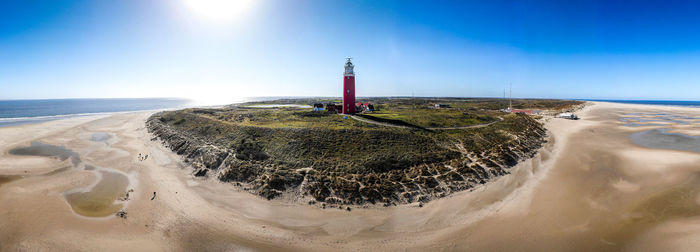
9 141 81 166
630 128 700 153
90 132 111 142
619 112 696 125
9 141 130 217
64 168 130 217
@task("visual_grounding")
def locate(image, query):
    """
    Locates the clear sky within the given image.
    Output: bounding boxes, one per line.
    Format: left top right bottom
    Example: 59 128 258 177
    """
2 0 700 104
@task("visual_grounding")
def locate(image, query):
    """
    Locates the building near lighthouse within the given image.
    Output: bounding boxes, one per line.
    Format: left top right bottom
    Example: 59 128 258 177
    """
342 58 356 114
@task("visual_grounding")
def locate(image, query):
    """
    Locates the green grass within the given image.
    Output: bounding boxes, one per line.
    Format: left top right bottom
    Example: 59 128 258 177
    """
149 98 569 204
154 105 549 170
163 99 578 167
200 108 369 129
192 97 582 130
366 107 499 128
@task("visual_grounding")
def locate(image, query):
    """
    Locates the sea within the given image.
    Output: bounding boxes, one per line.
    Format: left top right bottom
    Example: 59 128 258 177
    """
2 98 698 128
0 98 192 127
585 99 700 107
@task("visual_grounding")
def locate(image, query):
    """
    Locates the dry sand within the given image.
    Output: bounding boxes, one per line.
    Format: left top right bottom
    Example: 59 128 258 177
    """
1 101 700 251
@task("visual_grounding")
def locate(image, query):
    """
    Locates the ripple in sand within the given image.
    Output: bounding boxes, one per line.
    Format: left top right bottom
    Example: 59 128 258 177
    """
622 123 668 127
604 174 700 243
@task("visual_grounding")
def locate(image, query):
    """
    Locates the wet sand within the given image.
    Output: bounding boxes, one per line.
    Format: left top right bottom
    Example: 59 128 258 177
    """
1 101 700 251
64 168 131 217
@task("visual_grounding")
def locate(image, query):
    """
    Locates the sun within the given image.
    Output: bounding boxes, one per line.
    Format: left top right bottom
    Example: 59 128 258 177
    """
183 0 252 22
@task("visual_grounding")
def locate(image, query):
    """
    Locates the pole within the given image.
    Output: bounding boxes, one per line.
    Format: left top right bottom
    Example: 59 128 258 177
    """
503 87 506 110
412 90 415 110
509 83 512 110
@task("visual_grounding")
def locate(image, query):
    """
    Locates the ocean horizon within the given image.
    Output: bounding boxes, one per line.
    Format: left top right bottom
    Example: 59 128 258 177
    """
0 98 192 127
2 97 699 128
583 99 700 107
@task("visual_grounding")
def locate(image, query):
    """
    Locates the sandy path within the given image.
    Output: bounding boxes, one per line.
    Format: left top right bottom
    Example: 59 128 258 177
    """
1 102 700 251
350 114 503 130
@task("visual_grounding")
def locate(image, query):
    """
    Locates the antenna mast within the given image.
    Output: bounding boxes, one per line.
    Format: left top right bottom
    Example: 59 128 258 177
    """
412 91 415 110
508 83 512 110
503 87 506 110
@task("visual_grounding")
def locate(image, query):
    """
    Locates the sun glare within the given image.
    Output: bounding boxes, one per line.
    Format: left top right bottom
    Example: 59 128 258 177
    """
183 0 252 22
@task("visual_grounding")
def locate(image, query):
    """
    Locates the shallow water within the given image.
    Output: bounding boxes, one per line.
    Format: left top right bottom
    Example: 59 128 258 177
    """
619 111 700 129
9 141 129 217
64 169 130 217
622 117 677 124
623 123 668 127
90 132 111 142
659 117 690 124
9 142 81 166
629 128 700 153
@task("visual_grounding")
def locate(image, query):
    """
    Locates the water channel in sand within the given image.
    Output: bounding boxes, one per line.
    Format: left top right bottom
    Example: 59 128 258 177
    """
0 175 22 187
7 141 131 217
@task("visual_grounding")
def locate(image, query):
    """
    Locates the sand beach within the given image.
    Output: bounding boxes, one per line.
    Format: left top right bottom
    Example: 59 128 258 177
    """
1 101 700 251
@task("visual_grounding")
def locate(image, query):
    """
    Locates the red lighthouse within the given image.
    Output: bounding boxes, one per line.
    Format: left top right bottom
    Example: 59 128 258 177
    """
342 58 356 114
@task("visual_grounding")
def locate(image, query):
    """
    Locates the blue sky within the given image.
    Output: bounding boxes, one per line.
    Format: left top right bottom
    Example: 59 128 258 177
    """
2 0 700 104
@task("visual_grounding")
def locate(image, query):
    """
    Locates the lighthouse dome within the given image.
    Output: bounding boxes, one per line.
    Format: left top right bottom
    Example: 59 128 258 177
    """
344 58 354 76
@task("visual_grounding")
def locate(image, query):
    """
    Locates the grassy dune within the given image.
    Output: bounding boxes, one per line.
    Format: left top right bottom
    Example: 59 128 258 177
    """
148 98 582 206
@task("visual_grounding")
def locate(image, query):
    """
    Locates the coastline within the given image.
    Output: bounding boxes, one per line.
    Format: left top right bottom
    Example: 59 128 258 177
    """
1 101 700 250
584 99 700 108
0 98 192 128
0 109 189 128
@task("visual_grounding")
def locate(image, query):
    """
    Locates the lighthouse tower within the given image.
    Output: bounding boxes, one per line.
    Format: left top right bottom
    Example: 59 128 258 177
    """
342 58 356 114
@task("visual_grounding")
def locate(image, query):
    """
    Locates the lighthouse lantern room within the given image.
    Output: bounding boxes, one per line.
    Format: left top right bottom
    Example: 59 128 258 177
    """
342 58 356 114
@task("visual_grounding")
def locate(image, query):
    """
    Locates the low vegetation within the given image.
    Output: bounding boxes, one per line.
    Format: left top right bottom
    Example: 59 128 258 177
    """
148 98 582 207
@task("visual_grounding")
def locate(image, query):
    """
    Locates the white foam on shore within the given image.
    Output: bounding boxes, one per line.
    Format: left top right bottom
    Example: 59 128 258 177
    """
0 108 180 128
